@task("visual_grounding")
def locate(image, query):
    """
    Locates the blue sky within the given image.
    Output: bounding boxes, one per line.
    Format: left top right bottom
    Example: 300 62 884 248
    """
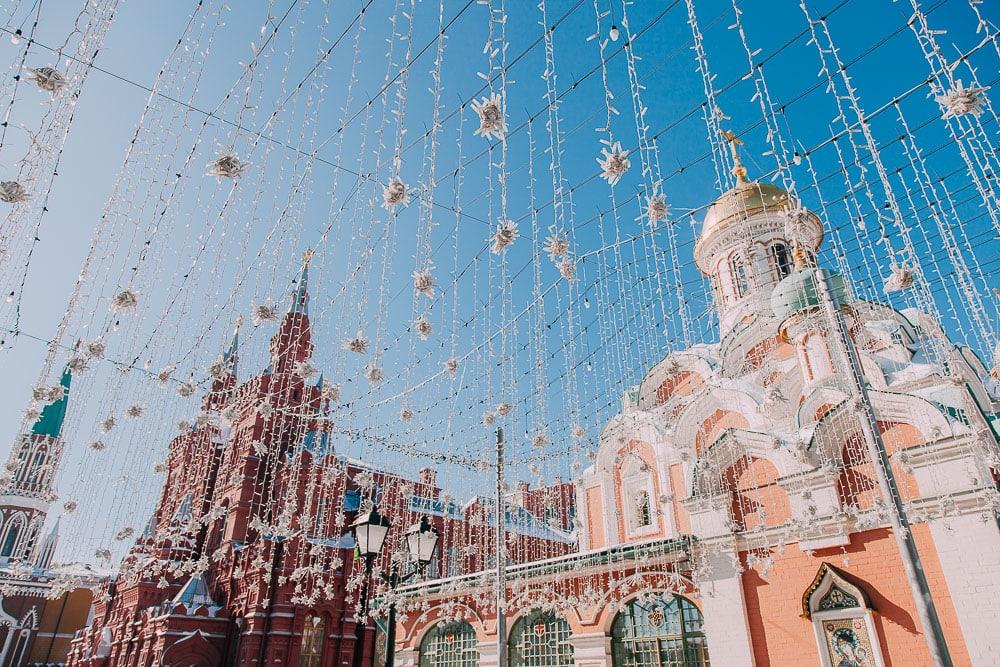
0 0 997 562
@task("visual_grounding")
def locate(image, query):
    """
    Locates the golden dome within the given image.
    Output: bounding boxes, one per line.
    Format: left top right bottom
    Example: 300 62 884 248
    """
701 180 790 238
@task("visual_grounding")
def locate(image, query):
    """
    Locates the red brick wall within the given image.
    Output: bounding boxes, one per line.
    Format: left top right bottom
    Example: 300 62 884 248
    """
740 527 972 666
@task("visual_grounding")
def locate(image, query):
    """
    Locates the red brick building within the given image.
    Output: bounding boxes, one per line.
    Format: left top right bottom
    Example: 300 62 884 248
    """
66 255 575 667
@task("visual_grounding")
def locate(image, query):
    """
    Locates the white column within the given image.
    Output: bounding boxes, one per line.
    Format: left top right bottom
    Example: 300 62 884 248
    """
394 648 418 667
568 631 610 667
926 513 1000 666
698 549 756 667
477 638 499 667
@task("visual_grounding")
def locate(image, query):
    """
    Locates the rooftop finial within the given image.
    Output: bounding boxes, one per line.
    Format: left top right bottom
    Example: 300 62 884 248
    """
302 248 314 265
720 129 749 186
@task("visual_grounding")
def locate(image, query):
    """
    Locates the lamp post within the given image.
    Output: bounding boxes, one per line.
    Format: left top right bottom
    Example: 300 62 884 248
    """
385 516 440 667
350 505 391 667
349 507 440 667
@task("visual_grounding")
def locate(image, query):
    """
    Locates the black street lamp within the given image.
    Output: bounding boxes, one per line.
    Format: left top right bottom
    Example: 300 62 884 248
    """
385 516 440 667
350 505 391 667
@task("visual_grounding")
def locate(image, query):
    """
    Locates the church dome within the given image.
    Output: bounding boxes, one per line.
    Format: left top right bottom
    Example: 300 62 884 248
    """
770 266 849 323
701 180 790 239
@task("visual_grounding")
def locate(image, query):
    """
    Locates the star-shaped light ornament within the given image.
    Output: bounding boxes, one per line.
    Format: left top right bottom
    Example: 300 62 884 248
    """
597 141 630 186
207 150 248 180
491 219 518 254
0 181 28 204
382 178 410 209
26 66 67 94
935 80 989 119
471 94 506 141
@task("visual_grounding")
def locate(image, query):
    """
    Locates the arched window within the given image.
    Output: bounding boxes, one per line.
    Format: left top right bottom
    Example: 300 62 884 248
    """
508 609 574 666
299 614 325 667
610 593 709 666
771 243 792 280
634 490 652 529
730 255 750 298
1 514 26 560
419 621 478 667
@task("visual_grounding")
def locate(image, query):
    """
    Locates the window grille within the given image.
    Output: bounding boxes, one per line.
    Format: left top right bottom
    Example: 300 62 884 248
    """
419 621 479 667
508 610 574 667
610 594 710 667
299 614 325 667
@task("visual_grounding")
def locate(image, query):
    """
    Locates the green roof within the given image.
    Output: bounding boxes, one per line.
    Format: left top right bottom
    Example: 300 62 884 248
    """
31 366 71 438
771 267 849 322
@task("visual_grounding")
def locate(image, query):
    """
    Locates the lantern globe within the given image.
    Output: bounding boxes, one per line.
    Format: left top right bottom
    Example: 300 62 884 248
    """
405 516 440 566
351 506 391 558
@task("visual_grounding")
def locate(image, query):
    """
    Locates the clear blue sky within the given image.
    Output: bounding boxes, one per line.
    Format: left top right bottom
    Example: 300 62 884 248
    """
0 0 996 563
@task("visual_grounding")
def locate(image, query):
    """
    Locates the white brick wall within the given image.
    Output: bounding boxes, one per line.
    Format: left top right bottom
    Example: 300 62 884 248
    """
698 551 756 666
928 513 1000 666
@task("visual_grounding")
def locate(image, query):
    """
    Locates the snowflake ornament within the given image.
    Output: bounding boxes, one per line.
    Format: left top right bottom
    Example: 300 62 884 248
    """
294 360 318 380
110 288 139 313
382 178 410 209
400 406 414 422
177 420 192 431
101 416 116 432
415 314 432 340
177 383 197 398
344 332 368 354
0 181 29 204
471 94 506 140
443 356 459 378
156 367 174 384
544 232 569 261
251 303 279 325
114 527 134 541
24 406 40 422
532 432 549 449
83 339 107 359
935 81 989 119
597 141 630 186
496 402 512 417
482 411 496 425
572 425 586 439
413 269 435 298
66 355 89 373
208 357 231 380
125 404 145 419
63 500 78 513
322 381 341 403
557 257 576 282
365 365 384 383
207 151 248 180
645 193 669 226
884 265 916 293
491 219 518 254
27 67 67 94
89 440 106 451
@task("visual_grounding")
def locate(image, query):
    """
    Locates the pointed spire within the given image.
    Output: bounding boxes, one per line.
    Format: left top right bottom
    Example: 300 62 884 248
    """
31 362 73 438
34 517 59 570
223 316 242 378
290 248 313 315
720 128 749 186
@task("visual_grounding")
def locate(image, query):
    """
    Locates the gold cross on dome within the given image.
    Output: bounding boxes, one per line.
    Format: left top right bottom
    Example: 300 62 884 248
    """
302 248 314 264
720 128 749 185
